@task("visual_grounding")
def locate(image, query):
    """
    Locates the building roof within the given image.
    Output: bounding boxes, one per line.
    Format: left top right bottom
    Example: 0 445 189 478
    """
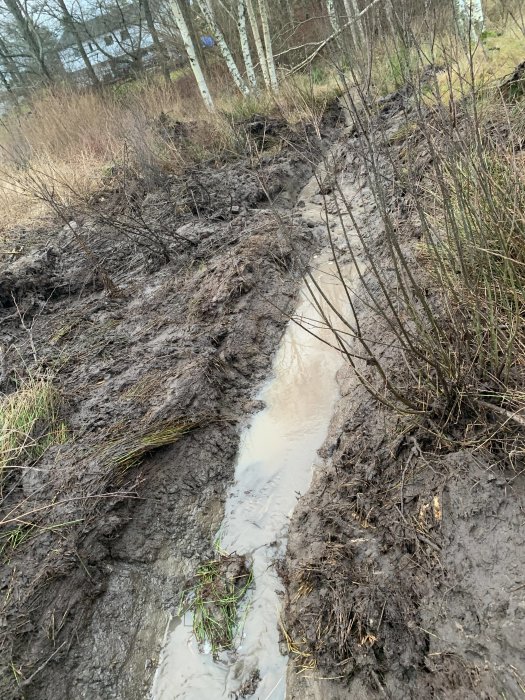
58 4 142 49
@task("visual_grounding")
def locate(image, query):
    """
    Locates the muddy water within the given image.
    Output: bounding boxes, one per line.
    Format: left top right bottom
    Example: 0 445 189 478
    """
151 197 352 698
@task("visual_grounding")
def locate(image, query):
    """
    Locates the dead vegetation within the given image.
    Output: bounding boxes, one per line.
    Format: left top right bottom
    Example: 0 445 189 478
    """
0 68 339 237
283 11 525 697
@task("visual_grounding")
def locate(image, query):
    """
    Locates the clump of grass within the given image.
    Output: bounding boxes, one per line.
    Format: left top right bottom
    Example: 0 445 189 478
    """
180 551 253 654
0 375 67 489
103 420 196 476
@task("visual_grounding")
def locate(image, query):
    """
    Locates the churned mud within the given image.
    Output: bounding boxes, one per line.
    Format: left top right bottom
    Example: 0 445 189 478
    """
151 255 348 700
283 101 525 700
0 114 341 699
1 95 524 700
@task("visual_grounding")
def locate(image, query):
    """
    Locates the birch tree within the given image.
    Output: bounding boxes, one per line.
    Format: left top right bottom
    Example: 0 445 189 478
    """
258 0 278 90
327 0 340 34
237 0 256 89
197 0 250 95
455 0 484 41
170 0 214 109
245 0 270 89
343 0 365 45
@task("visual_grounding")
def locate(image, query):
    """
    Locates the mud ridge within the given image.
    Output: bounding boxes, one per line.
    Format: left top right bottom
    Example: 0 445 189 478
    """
0 115 341 699
284 105 525 699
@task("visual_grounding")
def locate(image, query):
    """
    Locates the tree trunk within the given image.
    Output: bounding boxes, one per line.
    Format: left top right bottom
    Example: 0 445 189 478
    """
56 0 100 87
455 0 484 40
141 0 171 83
246 0 271 89
170 0 214 109
3 0 53 83
0 35 25 89
238 0 257 89
258 0 278 91
0 67 19 108
197 0 250 95
343 0 365 45
179 0 207 73
327 0 340 34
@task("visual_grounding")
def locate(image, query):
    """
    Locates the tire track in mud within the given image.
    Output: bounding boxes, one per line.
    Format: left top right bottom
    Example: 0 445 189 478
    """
11 121 348 700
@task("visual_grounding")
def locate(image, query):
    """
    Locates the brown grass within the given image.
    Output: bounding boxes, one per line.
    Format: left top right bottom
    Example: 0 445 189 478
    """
0 68 340 239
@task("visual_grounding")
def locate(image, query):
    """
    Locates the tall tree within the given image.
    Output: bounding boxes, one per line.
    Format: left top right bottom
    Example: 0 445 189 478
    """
141 0 171 83
245 0 270 89
237 0 256 89
170 0 214 109
197 0 250 95
54 0 100 86
2 0 54 82
0 32 25 89
455 0 484 40
343 0 364 45
258 0 278 90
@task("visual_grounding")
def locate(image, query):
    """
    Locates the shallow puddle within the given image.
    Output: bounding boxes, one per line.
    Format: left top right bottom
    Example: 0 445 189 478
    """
151 255 351 699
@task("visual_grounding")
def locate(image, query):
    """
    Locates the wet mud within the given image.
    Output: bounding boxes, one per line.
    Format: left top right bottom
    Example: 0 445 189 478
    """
0 116 336 699
283 107 525 700
1 98 523 700
152 256 348 700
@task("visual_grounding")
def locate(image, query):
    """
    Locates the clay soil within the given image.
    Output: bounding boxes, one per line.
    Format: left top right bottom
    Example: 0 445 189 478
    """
0 93 524 700
0 115 333 699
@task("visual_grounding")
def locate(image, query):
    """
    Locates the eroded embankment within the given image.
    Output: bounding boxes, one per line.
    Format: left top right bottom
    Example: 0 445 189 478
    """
283 102 525 699
0 115 342 699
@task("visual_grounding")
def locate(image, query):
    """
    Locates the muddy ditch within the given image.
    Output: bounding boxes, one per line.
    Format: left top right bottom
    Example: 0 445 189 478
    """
1 92 523 700
0 113 344 699
283 101 525 699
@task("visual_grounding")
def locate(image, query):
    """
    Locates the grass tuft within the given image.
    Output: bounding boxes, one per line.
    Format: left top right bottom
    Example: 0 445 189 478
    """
102 420 197 476
179 550 253 654
0 375 67 489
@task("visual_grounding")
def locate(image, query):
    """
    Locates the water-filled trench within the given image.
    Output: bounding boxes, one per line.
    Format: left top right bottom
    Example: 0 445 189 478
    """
152 176 354 700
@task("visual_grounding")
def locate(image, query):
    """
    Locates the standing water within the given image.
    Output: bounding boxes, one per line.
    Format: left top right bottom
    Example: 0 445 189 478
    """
151 253 351 699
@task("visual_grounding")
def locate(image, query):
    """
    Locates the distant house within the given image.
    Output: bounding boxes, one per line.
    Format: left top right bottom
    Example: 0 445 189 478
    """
57 6 155 83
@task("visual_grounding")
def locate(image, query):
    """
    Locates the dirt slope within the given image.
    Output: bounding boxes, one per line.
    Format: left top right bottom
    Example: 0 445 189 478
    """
0 117 335 699
284 104 525 699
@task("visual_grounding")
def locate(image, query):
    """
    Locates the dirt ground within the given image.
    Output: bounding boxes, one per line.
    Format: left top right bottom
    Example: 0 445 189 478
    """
1 92 524 700
0 115 335 699
283 101 525 699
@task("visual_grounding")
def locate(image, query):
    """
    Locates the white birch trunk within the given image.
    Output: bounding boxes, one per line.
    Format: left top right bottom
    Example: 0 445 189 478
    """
246 0 271 89
258 0 278 91
197 0 251 95
456 0 484 40
238 0 257 89
327 0 341 34
343 0 365 44
170 0 214 109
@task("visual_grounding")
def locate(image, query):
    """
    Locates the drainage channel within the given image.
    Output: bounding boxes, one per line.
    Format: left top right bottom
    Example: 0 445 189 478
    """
151 184 353 700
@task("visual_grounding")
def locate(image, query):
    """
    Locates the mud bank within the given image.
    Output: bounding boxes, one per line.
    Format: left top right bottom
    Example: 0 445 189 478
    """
284 107 525 699
0 116 341 699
